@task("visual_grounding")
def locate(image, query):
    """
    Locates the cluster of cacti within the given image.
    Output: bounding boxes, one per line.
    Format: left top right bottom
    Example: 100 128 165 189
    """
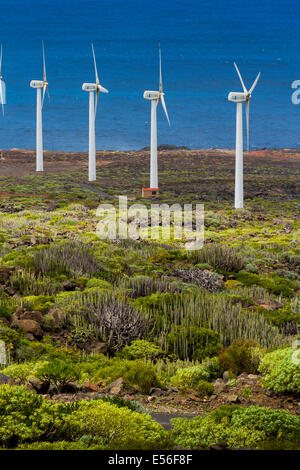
170 267 224 292
120 275 183 298
33 241 101 279
60 291 148 352
9 270 59 296
188 243 245 272
141 291 285 355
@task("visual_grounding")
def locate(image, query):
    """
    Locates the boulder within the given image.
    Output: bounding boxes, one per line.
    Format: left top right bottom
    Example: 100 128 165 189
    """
0 373 10 385
103 377 125 395
149 387 164 397
223 371 231 383
214 378 226 393
27 377 49 394
226 394 240 404
60 382 80 394
82 382 100 393
0 267 15 282
22 310 44 325
254 298 282 310
12 319 43 339
247 374 259 381
209 442 228 451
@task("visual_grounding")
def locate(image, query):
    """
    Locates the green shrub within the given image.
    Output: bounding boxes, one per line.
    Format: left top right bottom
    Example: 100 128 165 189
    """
231 406 300 440
118 340 163 361
64 400 170 450
22 295 54 313
34 359 81 392
100 396 145 413
0 296 18 319
171 405 300 449
258 347 300 394
218 339 259 375
171 366 210 390
2 363 35 383
0 325 20 351
166 326 222 361
196 380 214 397
86 278 112 289
121 360 158 394
0 385 57 447
85 358 159 394
201 356 224 381
236 272 296 297
16 440 93 450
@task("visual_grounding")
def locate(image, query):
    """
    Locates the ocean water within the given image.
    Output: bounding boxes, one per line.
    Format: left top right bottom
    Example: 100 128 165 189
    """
1 0 300 151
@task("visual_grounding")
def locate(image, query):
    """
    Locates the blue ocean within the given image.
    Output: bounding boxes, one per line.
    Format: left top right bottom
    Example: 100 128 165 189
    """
1 0 300 151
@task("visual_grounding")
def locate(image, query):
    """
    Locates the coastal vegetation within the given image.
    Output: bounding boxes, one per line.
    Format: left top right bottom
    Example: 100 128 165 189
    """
0 148 299 450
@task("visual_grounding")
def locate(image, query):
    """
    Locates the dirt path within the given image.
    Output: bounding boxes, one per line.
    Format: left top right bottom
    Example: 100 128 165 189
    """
150 412 199 430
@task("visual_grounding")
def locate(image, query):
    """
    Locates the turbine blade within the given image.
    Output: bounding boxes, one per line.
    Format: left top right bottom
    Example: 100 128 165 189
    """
246 99 250 152
91 43 99 85
249 72 261 94
42 41 47 82
98 84 109 93
0 44 2 79
95 88 99 118
0 84 3 113
42 85 50 109
160 95 170 126
42 85 46 108
159 43 162 93
234 62 247 93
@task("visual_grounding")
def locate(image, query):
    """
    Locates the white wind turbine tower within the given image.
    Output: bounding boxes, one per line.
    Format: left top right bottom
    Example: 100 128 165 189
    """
228 63 260 209
0 45 6 116
30 41 49 172
143 45 170 193
82 44 108 182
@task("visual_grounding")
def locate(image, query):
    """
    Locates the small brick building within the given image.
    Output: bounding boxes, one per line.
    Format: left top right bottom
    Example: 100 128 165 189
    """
142 187 159 197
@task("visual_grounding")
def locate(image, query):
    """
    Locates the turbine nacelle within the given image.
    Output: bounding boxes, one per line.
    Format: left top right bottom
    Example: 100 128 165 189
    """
144 90 160 100
82 83 109 93
30 80 44 89
228 91 249 103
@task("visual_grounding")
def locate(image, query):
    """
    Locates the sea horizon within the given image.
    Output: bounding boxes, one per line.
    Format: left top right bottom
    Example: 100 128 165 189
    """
1 0 300 152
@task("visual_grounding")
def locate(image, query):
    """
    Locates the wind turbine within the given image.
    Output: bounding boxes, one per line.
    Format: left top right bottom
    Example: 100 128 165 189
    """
228 63 260 209
30 41 49 172
82 44 108 182
0 45 6 116
143 45 170 193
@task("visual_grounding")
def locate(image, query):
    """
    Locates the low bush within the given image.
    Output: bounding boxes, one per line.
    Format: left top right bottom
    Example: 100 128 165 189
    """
218 339 260 375
0 325 20 351
0 385 57 447
171 405 300 449
196 380 214 397
34 359 81 393
258 347 300 394
83 358 159 394
171 366 210 390
166 326 222 361
2 362 35 383
118 340 164 361
236 272 297 297
63 400 170 450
